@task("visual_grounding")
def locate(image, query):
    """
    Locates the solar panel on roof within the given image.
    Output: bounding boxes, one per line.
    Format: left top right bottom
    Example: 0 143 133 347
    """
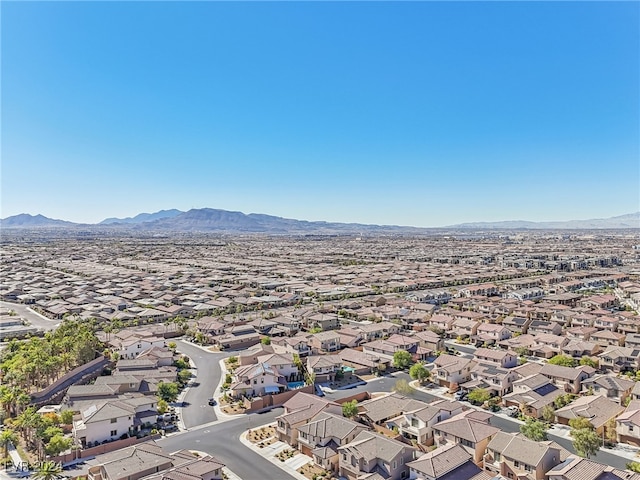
533 383 558 396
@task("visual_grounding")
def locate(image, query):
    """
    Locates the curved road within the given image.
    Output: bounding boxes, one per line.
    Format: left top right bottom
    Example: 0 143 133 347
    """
175 340 231 429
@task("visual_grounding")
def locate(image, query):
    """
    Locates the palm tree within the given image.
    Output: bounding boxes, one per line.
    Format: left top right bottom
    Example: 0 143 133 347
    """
0 428 18 459
31 460 63 480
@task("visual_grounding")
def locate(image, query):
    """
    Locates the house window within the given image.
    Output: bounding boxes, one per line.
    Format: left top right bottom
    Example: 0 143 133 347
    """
110 430 117 436
494 452 501 462
630 425 634 432
525 464 532 472
392 461 397 469
110 418 117 423
514 460 520 468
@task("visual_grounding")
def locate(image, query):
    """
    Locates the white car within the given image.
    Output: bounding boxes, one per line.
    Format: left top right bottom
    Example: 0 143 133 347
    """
505 406 520 417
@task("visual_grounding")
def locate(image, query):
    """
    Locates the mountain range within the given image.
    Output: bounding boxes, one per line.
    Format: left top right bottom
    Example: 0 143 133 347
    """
1 209 638 232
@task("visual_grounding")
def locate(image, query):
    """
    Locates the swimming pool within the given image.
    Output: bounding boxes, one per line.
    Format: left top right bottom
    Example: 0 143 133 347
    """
288 381 306 389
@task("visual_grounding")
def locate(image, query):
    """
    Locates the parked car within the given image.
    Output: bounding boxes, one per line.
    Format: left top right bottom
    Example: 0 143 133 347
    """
454 390 468 401
505 406 520 417
208 398 217 406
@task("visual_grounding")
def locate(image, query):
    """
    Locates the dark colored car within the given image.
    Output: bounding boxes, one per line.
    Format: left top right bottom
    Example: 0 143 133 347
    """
208 398 217 406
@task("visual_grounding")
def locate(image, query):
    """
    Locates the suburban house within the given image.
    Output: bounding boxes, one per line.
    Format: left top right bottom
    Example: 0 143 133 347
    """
599 346 640 373
539 364 595 394
473 347 518 369
475 323 512 346
527 320 562 336
463 363 519 397
581 374 634 404
554 395 624 435
529 334 569 359
502 316 532 335
228 362 287 398
86 441 226 480
296 411 367 471
560 339 600 359
414 330 444 354
309 331 341 354
338 348 389 375
73 396 157 448
357 393 427 427
483 432 569 480
431 410 500 466
502 374 564 418
306 355 343 383
547 455 640 480
272 334 312 357
387 399 465 446
589 329 626 348
407 444 492 480
616 400 640 447
276 392 342 446
433 354 476 389
337 430 417 480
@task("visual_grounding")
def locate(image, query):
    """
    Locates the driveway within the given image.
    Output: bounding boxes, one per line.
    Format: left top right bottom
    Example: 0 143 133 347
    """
175 340 231 429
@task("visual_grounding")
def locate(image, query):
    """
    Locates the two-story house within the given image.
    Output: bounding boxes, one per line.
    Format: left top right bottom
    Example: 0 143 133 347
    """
539 364 595 394
337 431 417 480
484 432 569 480
229 362 287 398
433 354 476 389
474 323 511 346
473 347 518 369
581 374 634 404
306 355 342 383
296 411 367 471
387 399 464 446
309 331 341 354
432 410 500 466
408 443 492 480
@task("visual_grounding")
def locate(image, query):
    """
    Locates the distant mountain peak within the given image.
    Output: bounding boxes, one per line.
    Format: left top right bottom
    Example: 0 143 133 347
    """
0 213 78 227
99 209 183 225
448 212 640 230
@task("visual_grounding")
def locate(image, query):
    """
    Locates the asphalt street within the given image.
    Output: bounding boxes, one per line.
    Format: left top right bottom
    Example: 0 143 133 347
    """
174 340 231 429
0 301 60 331
157 408 292 480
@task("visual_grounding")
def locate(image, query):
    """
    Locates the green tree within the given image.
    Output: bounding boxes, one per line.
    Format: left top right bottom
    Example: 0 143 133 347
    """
167 342 177 351
31 460 63 480
178 369 193 385
572 427 601 458
60 409 74 425
393 379 414 395
409 363 430 385
520 417 548 441
392 350 413 370
579 356 598 368
157 382 179 403
0 428 18 459
157 399 168 414
541 405 556 423
341 400 358 419
261 337 271 345
568 418 594 430
467 388 491 406
605 417 618 445
627 462 640 473
45 434 73 456
548 355 576 367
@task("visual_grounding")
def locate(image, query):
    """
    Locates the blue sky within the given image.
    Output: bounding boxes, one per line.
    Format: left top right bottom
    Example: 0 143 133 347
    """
2 1 638 227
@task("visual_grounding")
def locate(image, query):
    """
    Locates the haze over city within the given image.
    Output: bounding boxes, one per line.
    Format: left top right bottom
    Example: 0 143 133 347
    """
2 1 638 226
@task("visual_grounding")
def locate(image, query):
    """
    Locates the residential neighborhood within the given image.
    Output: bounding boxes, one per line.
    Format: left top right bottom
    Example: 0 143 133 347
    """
1 232 640 480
